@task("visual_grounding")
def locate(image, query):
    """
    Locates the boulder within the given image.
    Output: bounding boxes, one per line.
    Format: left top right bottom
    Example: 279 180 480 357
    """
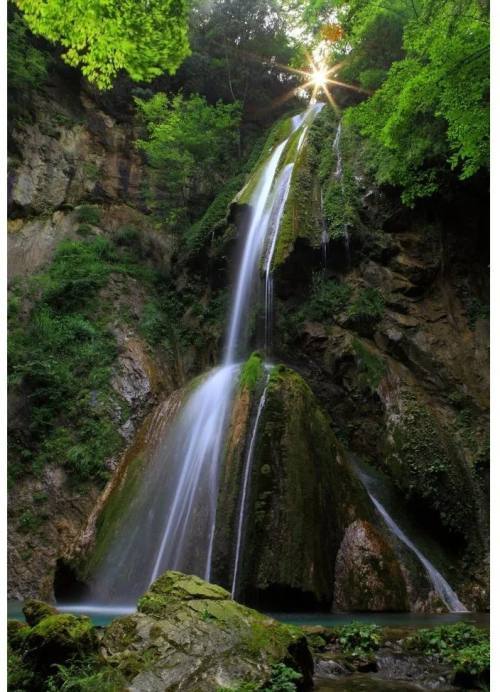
334 520 409 612
101 570 314 690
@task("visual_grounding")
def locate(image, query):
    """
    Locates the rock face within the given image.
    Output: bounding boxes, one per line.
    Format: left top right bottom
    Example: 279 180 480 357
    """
101 571 313 690
213 364 375 609
334 520 409 612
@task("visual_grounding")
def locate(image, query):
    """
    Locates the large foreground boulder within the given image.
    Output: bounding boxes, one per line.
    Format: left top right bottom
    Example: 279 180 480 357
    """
101 570 313 690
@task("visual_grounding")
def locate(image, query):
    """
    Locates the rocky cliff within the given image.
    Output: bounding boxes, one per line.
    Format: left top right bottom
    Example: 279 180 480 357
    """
8 81 489 612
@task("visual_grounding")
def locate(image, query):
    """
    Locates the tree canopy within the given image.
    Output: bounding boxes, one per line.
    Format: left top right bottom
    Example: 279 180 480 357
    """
135 92 242 226
303 0 489 204
14 0 191 89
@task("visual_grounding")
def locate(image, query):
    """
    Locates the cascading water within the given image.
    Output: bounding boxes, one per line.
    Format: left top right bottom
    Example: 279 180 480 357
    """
368 493 468 613
74 101 323 609
352 458 467 613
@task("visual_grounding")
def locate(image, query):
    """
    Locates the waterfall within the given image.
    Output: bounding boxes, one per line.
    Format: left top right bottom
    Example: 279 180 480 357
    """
368 493 468 613
333 121 343 179
74 101 323 609
263 163 294 355
230 374 270 599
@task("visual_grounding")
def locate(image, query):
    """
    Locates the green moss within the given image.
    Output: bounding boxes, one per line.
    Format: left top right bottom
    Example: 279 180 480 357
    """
352 338 386 392
23 599 57 626
81 453 147 579
388 393 479 543
239 352 264 392
239 365 368 605
273 137 322 268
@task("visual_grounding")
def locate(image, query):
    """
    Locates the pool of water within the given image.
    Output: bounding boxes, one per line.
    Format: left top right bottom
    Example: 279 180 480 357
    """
271 611 489 630
8 600 489 630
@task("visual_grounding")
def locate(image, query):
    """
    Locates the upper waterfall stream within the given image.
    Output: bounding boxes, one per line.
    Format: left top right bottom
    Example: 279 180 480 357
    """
74 102 323 608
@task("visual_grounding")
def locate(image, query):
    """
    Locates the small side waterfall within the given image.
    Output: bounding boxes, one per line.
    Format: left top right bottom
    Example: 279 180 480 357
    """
368 493 468 613
231 374 270 599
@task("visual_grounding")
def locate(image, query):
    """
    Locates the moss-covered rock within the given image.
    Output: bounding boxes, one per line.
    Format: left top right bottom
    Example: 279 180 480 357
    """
385 390 482 548
102 570 313 690
22 598 57 626
23 613 97 672
227 364 373 608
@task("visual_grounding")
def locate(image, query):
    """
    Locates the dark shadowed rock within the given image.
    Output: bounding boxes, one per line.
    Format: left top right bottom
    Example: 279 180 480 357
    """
334 520 409 612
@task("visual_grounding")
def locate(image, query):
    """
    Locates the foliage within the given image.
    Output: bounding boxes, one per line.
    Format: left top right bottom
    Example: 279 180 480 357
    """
240 352 264 392
307 274 352 321
405 623 489 679
309 0 489 204
171 0 299 120
135 92 241 227
263 663 301 691
46 659 128 691
336 621 381 656
352 338 386 392
8 649 34 690
8 236 153 483
8 11 50 92
347 287 385 323
15 0 190 89
75 205 101 226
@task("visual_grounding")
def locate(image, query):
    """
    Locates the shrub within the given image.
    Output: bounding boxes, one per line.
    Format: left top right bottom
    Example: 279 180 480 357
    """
75 205 101 225
405 623 489 681
307 274 352 322
264 664 301 692
336 622 381 656
347 287 385 323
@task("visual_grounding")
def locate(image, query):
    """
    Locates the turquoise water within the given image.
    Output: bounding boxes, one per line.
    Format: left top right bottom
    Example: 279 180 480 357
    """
8 600 489 630
272 611 489 629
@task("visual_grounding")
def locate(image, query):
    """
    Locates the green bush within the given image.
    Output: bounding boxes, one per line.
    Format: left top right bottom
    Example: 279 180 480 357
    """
8 649 34 690
264 664 301 692
336 622 381 656
75 205 101 226
307 274 352 322
405 623 489 680
347 288 385 323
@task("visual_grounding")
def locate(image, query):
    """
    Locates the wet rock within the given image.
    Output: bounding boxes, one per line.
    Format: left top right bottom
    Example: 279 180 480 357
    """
213 365 374 608
334 520 409 612
375 651 456 689
101 570 314 690
23 612 97 673
23 599 57 626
